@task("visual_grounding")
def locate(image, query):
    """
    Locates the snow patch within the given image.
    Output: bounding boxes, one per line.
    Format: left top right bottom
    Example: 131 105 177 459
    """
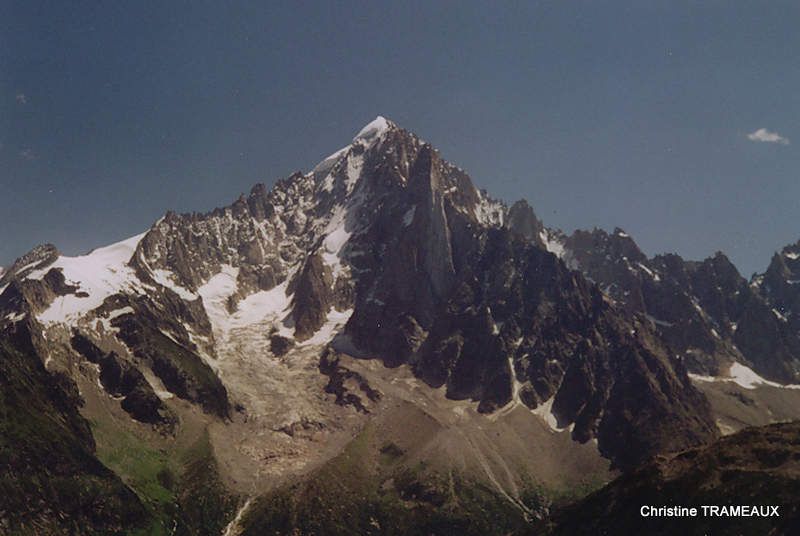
354 116 390 144
772 308 789 322
197 265 241 332
402 206 416 227
490 356 525 420
199 270 294 351
473 191 505 227
532 396 569 432
4 312 26 323
313 146 349 178
232 282 293 333
222 497 253 536
491 318 500 336
95 306 135 334
320 174 335 193
729 362 800 390
13 260 45 276
301 308 353 347
344 150 365 193
33 233 147 324
140 368 175 400
690 362 800 390
321 205 353 278
106 306 134 320
151 269 197 300
644 314 674 328
508 357 522 404
540 230 565 258
637 262 661 281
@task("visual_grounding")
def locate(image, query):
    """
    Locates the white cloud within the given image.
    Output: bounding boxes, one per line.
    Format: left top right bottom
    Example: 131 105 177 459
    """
747 128 789 145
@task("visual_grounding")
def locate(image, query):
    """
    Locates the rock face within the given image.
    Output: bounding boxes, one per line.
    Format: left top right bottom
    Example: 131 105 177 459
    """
114 310 229 419
70 332 175 427
505 199 546 248
291 251 335 340
319 349 381 413
349 218 716 467
328 127 717 468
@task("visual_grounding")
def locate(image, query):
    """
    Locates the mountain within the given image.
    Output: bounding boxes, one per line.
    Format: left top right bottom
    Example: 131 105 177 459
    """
0 117 797 534
546 226 800 384
537 226 800 437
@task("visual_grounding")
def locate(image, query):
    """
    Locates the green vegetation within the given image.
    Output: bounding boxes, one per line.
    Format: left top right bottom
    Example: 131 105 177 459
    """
174 432 239 536
0 330 152 535
92 419 237 536
91 418 177 535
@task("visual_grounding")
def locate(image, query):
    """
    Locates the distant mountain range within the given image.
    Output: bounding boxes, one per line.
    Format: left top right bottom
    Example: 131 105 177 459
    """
2 117 798 535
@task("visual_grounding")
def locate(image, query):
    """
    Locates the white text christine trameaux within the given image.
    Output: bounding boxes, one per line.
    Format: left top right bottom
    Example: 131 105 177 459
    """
640 505 780 517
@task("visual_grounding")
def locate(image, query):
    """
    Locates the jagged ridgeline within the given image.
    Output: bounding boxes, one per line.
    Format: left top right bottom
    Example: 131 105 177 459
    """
1 117 799 534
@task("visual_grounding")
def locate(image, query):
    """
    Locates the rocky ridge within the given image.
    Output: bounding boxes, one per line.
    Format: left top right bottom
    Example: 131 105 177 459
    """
541 226 800 385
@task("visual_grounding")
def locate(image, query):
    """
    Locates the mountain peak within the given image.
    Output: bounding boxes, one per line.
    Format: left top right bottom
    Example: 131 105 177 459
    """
353 115 394 143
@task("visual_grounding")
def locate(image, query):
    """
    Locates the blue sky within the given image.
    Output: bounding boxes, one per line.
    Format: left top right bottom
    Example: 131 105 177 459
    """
1 1 798 276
